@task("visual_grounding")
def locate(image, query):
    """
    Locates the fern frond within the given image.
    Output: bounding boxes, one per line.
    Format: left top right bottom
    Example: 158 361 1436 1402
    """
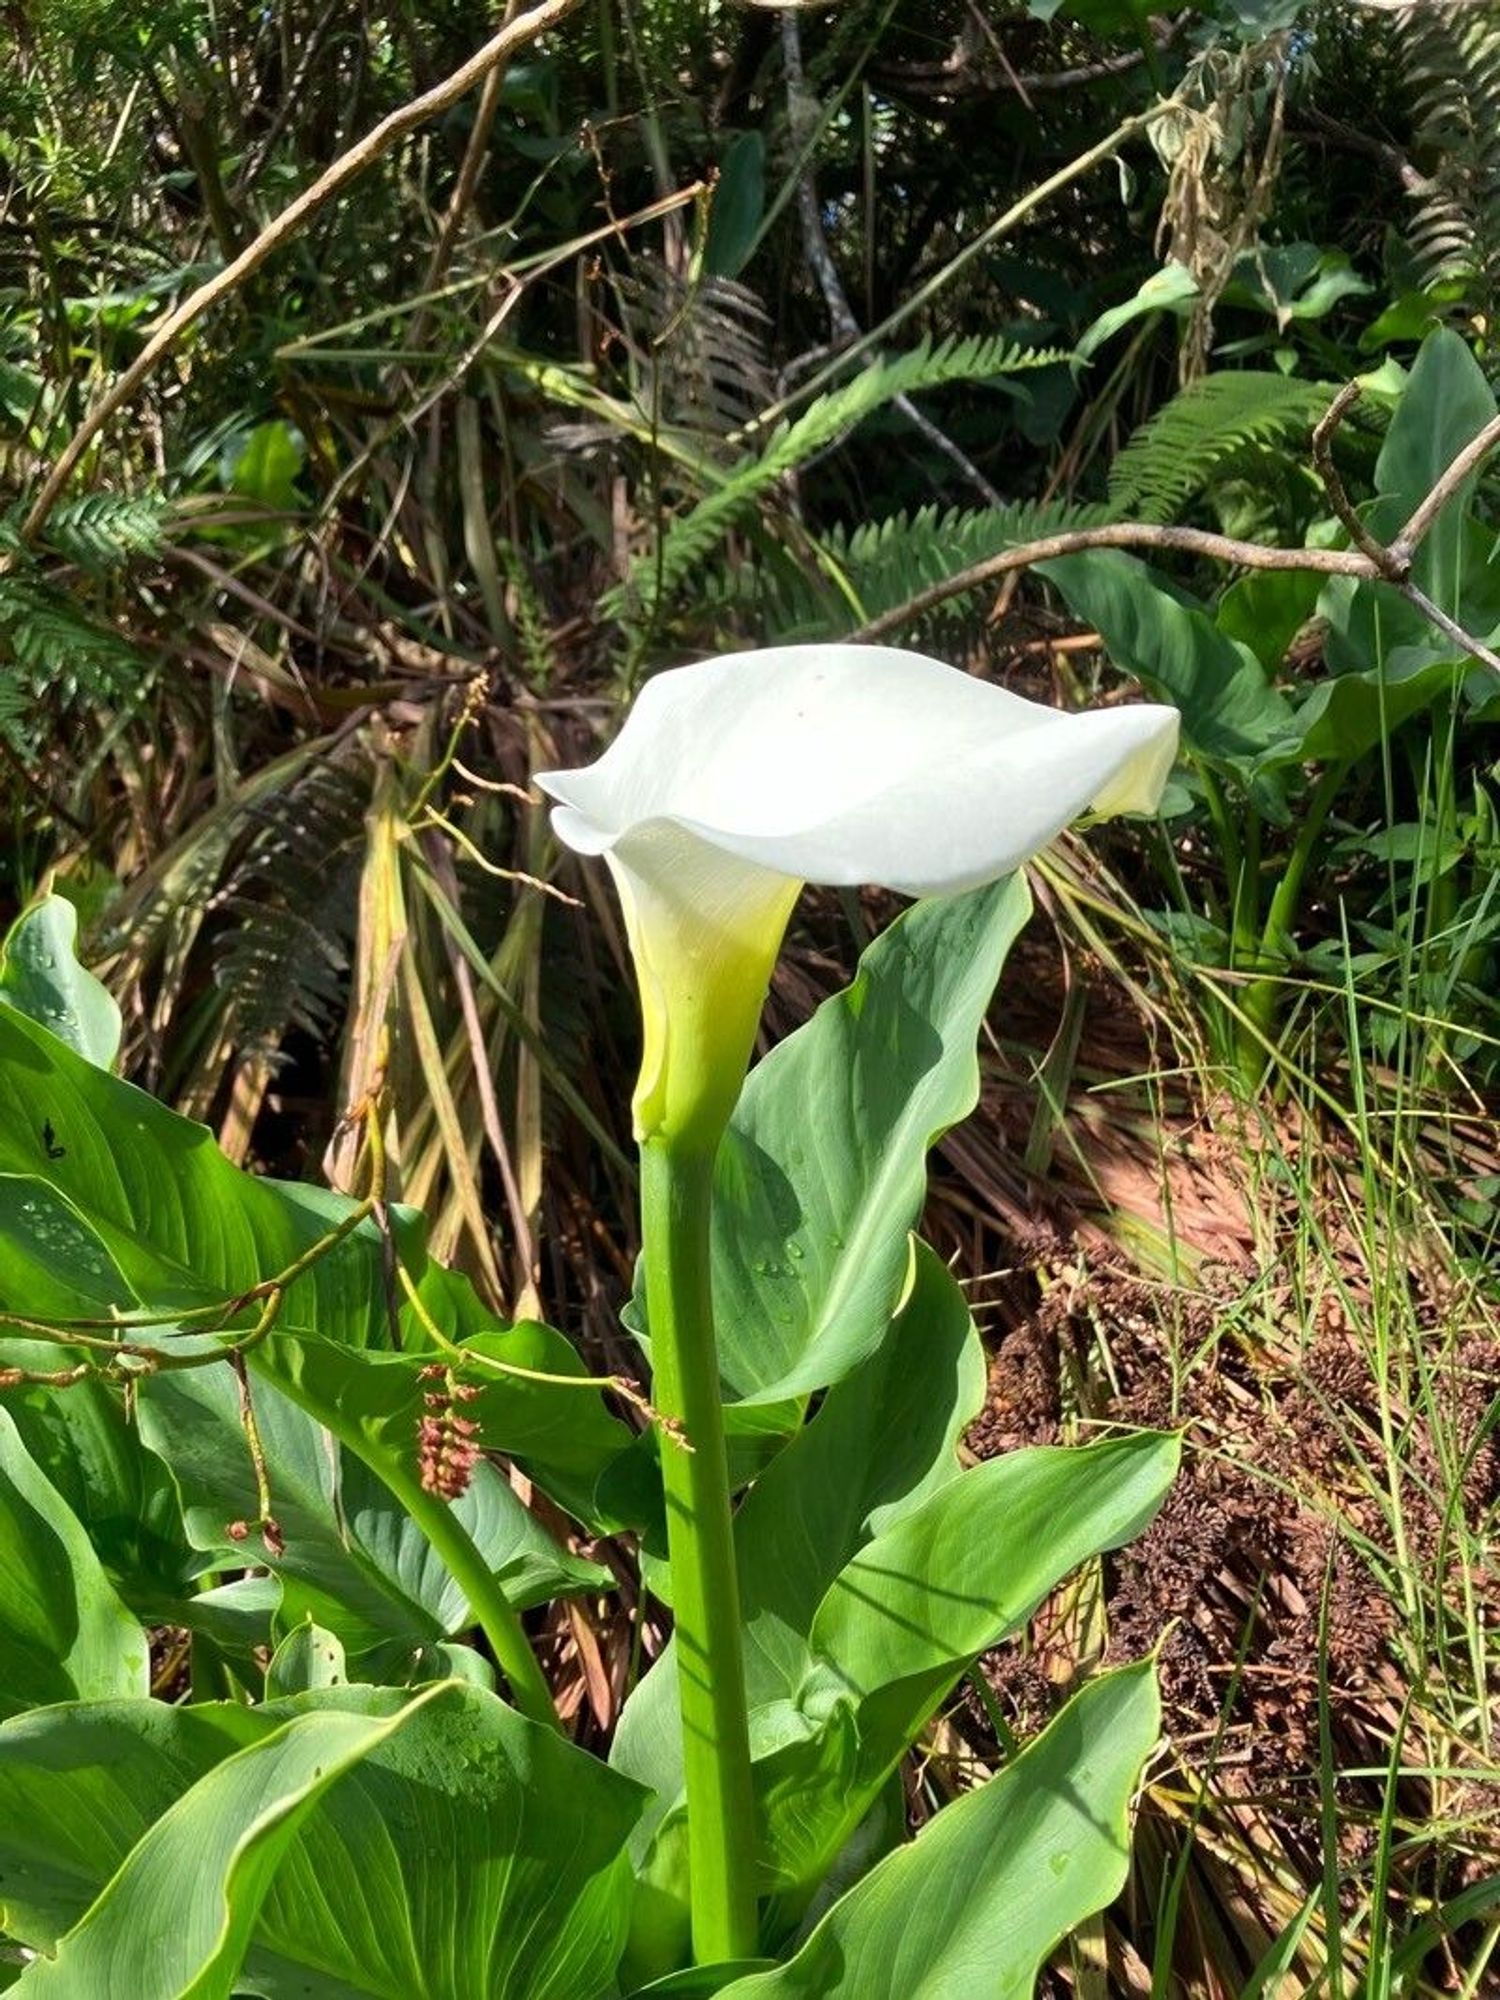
0 487 165 751
696 498 1112 644
625 259 774 444
1400 1 1500 317
833 497 1114 634
43 493 167 568
605 334 1068 627
0 574 146 752
1107 373 1339 525
0 491 167 568
497 541 556 690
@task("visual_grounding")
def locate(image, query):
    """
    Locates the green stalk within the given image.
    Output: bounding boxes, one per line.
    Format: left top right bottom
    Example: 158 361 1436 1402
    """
639 1136 758 1965
379 1450 560 1732
1240 762 1347 1076
269 1366 560 1732
1230 805 1263 972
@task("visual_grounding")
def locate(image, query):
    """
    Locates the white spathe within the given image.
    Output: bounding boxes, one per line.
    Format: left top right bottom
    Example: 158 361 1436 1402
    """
537 644 1179 1145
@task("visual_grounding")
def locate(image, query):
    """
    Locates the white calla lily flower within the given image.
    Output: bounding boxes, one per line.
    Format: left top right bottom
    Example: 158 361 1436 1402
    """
537 643 1178 1146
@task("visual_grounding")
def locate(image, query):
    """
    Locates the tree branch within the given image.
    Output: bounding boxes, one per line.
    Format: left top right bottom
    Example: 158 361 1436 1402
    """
854 392 1500 680
854 524 1367 641
14 0 584 550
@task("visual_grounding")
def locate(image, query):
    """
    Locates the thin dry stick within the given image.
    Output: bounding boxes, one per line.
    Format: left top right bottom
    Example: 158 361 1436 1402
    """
744 93 1183 440
15 0 584 550
855 395 1500 677
1310 382 1389 572
781 10 1001 505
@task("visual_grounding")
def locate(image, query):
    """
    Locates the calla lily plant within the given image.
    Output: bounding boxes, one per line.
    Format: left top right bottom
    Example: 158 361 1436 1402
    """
538 643 1178 1965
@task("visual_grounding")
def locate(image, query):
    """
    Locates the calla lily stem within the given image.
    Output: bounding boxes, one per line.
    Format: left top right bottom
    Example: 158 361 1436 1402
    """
639 1135 760 1964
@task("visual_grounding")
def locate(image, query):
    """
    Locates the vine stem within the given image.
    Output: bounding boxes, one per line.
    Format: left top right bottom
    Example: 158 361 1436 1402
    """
639 1137 758 1965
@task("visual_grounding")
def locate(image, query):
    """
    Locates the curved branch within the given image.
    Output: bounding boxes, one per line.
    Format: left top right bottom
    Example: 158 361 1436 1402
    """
853 524 1368 642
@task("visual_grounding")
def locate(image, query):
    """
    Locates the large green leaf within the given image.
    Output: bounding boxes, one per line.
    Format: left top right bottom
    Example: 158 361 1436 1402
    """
0 896 120 1070
1323 332 1500 699
0 1343 197 1618
617 1426 1178 1966
614 1246 979 1981
1215 568 1322 677
0 1408 148 1719
1280 656 1467 767
735 1242 983 1704
0 1006 387 1335
1375 329 1496 581
1037 549 1297 772
0 1682 649 2000
0 1701 266 1948
705 131 764 279
751 1430 1178 1925
808 1432 1178 1717
14 1695 439 1999
635 880 1031 1409
0 1007 635 1516
242 1682 646 1998
716 1663 1161 1999
223 419 306 511
614 1245 981 1789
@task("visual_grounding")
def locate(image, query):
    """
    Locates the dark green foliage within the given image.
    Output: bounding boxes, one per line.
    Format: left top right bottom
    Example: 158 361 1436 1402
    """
0 496 166 754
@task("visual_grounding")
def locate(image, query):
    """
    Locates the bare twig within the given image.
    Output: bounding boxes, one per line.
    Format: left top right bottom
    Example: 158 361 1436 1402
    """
1400 580 1500 676
1293 106 1425 198
14 0 584 549
1311 383 1392 573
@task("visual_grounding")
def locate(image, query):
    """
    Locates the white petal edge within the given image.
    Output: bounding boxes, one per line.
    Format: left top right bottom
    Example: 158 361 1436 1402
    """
537 644 1178 895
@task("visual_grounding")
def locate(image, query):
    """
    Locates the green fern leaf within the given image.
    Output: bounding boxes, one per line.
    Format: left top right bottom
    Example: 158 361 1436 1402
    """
1401 2 1500 318
44 493 167 569
688 498 1110 646
605 334 1068 628
1107 374 1340 525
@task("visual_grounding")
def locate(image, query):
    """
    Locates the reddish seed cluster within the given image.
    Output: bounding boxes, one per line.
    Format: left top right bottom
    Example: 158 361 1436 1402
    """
225 1515 285 1556
417 1364 483 1499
